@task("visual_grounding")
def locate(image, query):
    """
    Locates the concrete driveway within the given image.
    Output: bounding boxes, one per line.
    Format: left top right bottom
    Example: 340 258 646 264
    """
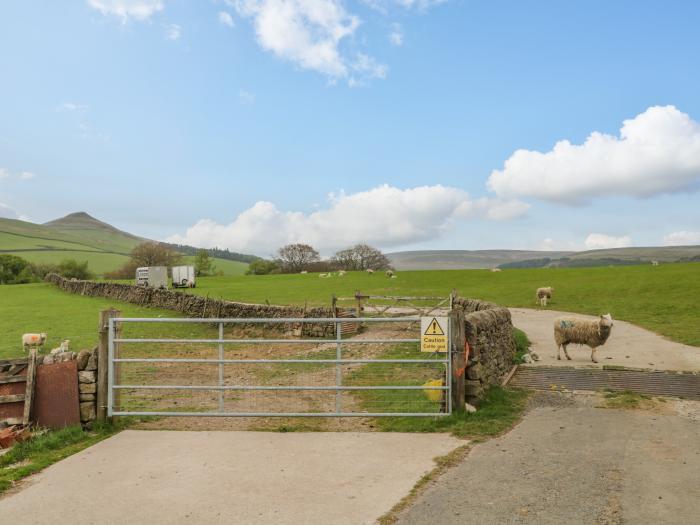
396 395 700 524
510 308 700 371
0 430 462 525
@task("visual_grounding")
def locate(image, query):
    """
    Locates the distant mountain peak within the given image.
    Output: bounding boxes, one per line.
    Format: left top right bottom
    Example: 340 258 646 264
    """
44 211 143 240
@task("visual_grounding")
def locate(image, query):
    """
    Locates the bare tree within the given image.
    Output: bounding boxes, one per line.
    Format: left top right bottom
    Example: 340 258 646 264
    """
277 243 320 273
105 242 183 279
331 244 391 271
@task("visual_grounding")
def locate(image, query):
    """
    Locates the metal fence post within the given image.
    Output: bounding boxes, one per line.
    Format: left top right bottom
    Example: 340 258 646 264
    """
218 322 224 413
449 308 466 413
335 320 342 414
99 308 120 421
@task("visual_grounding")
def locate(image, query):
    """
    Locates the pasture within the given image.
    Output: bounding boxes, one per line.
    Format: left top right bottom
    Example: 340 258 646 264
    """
0 263 698 360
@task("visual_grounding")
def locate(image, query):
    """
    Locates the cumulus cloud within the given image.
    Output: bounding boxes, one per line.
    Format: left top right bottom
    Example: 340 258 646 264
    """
234 0 385 83
239 89 255 104
87 0 164 22
0 203 20 219
165 23 181 40
166 184 527 255
218 11 235 27
0 168 36 181
488 106 700 204
663 231 700 246
584 233 633 250
56 102 88 112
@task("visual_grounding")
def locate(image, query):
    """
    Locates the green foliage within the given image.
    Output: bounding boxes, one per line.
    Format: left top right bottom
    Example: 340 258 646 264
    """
193 249 214 276
513 328 531 364
56 259 93 280
0 254 36 284
246 259 280 275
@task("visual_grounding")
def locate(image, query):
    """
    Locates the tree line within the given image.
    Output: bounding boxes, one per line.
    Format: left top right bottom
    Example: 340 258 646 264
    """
247 243 392 275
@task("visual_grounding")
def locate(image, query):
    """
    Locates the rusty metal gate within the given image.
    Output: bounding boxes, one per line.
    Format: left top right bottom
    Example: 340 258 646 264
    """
108 317 452 417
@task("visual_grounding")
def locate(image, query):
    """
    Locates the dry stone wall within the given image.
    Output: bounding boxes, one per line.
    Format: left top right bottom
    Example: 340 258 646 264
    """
45 274 335 337
454 297 516 405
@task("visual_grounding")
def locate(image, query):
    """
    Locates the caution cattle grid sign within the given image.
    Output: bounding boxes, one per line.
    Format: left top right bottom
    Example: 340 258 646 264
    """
420 316 448 353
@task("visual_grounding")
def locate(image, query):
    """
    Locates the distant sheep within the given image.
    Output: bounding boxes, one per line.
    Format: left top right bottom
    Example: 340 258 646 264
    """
651 260 659 266
50 339 71 355
535 286 554 307
319 273 330 278
366 269 374 274
300 270 308 274
22 333 47 352
491 268 502 272
385 270 395 278
554 314 614 363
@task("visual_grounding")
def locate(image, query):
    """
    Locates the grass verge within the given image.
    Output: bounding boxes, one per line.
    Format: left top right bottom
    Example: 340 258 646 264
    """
513 327 531 364
0 420 131 495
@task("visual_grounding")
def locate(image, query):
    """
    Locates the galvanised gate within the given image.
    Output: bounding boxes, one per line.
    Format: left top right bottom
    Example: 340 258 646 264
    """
108 317 452 417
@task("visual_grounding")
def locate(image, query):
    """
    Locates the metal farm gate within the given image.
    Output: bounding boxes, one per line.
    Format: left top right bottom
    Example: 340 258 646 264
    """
107 317 452 418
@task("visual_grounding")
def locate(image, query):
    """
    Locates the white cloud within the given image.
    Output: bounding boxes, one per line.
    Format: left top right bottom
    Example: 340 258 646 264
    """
56 102 88 112
239 89 256 104
0 168 36 181
389 23 403 46
0 203 20 219
584 233 633 250
663 231 700 246
234 0 385 83
488 106 700 204
218 11 235 27
165 23 181 40
166 184 527 255
86 0 164 22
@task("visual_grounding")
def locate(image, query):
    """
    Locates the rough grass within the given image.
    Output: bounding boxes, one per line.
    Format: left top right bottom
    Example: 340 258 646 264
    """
513 327 531 364
0 420 128 494
601 390 661 410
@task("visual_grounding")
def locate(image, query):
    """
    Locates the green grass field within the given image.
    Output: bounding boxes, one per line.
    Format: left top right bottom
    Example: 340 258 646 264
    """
182 263 700 346
1 263 698 359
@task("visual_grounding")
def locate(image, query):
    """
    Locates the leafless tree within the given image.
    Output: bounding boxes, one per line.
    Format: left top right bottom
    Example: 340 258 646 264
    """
277 243 320 273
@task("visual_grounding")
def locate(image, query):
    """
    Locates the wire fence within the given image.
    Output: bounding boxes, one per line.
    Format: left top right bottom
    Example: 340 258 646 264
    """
109 317 452 417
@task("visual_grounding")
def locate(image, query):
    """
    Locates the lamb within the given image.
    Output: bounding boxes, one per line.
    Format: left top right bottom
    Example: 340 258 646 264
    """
554 314 614 363
535 286 554 307
50 339 71 355
22 333 47 352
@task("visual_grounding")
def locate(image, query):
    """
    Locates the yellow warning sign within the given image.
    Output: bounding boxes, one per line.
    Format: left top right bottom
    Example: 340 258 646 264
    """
421 317 448 353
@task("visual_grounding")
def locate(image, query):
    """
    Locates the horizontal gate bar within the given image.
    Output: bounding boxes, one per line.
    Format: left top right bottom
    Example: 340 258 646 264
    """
113 317 420 323
113 384 448 391
111 411 450 417
115 358 447 364
114 338 420 344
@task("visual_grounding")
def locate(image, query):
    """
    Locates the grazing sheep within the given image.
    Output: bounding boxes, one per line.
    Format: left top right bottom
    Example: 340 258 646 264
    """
22 333 47 352
366 269 374 274
300 270 308 274
319 273 330 278
385 270 395 278
491 268 502 272
338 270 346 276
535 286 554 307
651 260 659 266
554 314 614 363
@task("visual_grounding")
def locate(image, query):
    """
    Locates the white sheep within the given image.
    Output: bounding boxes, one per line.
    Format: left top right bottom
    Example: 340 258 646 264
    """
535 286 554 307
319 273 330 278
50 339 71 355
338 270 346 276
366 269 374 274
490 268 502 272
22 333 47 352
554 314 614 363
385 270 395 278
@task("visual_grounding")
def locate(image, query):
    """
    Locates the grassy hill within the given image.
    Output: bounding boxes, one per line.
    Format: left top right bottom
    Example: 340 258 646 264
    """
389 246 700 270
0 212 248 276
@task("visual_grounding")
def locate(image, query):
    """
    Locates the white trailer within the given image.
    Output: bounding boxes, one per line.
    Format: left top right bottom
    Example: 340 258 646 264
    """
135 266 168 289
172 265 196 288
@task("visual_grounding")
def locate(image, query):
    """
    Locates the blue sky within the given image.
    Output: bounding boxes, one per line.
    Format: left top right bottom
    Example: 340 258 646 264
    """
1 0 699 256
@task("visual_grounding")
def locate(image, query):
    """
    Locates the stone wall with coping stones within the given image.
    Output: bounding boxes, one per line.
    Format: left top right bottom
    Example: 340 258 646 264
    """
45 274 335 337
453 297 516 405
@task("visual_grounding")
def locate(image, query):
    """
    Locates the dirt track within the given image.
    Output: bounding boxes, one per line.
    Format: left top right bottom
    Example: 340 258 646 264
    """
510 308 700 372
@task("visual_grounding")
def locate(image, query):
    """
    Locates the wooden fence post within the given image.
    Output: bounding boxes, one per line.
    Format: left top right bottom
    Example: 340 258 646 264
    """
22 349 37 425
449 308 466 413
97 308 121 422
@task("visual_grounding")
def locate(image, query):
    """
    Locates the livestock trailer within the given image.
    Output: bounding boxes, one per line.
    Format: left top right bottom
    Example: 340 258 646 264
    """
171 265 196 288
135 266 168 289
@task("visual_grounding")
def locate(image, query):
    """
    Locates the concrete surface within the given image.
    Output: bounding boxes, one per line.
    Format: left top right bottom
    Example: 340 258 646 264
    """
0 430 462 525
397 398 700 524
511 308 700 371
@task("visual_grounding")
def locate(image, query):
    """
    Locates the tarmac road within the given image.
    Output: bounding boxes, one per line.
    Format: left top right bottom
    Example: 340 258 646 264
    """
396 395 700 524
